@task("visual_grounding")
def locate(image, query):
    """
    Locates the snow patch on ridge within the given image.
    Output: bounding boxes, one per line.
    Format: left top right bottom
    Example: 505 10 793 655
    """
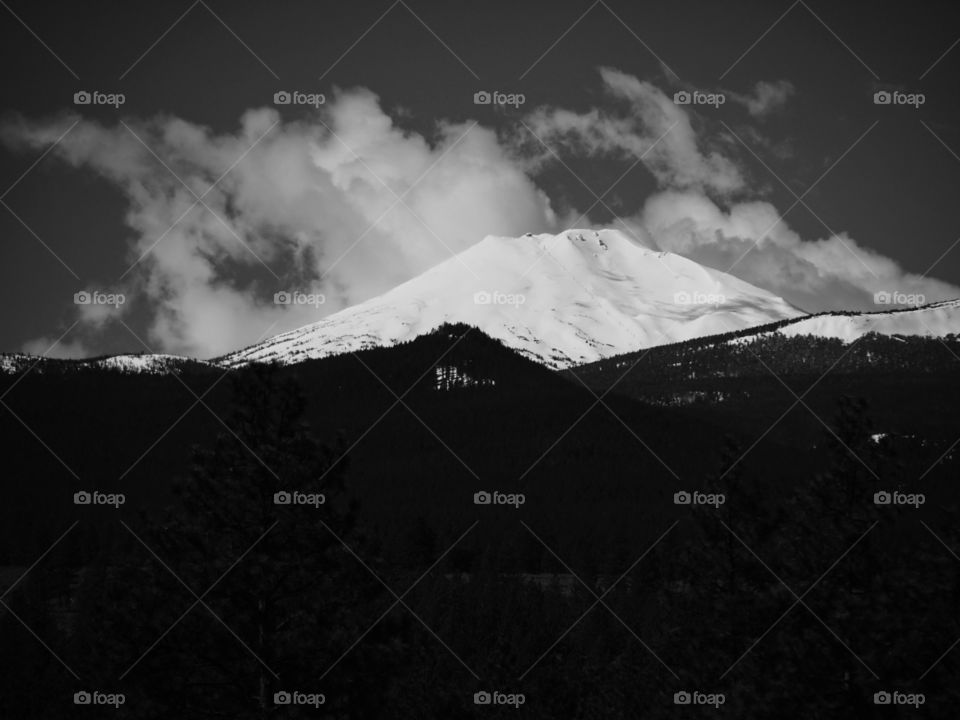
0 352 216 375
729 300 960 345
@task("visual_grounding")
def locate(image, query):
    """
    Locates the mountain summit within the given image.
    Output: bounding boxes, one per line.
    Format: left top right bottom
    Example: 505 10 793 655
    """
220 229 803 368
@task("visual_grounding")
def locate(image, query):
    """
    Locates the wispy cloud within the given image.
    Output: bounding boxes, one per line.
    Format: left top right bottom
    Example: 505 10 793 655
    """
726 80 796 118
521 67 747 196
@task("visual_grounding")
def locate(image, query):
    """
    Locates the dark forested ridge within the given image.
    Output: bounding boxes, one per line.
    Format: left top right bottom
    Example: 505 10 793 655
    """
572 329 960 385
571 331 960 451
2 324 959 718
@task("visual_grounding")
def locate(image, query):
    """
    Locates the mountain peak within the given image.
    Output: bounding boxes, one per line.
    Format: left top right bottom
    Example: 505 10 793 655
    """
220 228 802 369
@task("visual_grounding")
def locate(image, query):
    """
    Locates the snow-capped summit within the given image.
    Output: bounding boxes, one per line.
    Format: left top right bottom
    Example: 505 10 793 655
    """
220 229 804 368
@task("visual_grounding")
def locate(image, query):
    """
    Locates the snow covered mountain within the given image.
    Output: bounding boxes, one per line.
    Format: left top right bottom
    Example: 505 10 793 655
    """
220 229 803 369
5 230 959 375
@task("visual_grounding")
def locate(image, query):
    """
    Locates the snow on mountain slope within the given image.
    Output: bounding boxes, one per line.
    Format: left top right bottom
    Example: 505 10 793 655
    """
0 352 215 375
220 229 804 369
741 299 960 343
91 354 217 374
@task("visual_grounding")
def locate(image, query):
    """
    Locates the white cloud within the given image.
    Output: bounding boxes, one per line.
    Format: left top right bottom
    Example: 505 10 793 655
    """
3 88 558 358
637 190 958 312
520 69 957 313
522 67 746 196
727 80 795 118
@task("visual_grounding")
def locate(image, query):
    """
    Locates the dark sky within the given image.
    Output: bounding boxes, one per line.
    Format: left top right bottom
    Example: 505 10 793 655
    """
1 0 959 357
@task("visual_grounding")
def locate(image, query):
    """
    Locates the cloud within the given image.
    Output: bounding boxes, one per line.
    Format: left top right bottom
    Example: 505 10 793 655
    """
518 69 957 310
727 80 795 118
635 190 959 312
20 335 93 360
2 89 558 358
521 67 746 196
517 68 956 312
3 72 956 359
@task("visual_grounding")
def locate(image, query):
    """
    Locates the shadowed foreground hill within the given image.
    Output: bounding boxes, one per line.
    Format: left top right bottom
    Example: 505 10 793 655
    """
0 324 752 566
2 325 959 718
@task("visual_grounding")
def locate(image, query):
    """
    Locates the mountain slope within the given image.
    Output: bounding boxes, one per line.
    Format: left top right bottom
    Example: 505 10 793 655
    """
760 299 960 341
571 299 960 388
220 229 803 369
